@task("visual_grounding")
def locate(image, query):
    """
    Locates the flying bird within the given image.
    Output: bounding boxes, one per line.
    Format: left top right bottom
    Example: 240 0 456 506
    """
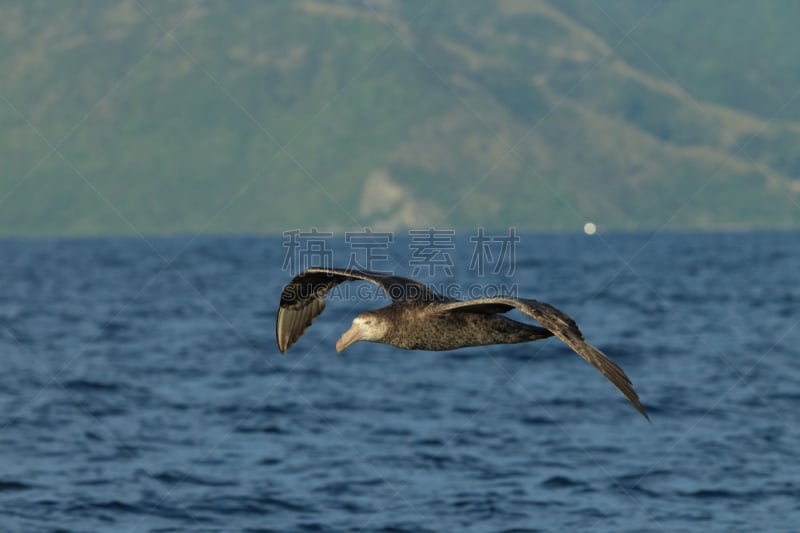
277 267 648 420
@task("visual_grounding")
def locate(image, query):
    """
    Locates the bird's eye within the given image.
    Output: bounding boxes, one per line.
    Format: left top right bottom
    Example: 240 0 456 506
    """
365 320 372 325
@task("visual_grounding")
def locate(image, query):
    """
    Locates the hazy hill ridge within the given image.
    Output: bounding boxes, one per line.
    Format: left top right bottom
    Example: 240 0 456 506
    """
2 0 799 235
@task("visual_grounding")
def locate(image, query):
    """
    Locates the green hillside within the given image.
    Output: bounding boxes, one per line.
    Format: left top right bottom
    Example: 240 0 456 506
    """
2 0 800 235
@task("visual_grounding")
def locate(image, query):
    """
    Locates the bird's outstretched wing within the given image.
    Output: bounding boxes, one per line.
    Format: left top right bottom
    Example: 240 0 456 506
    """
276 267 444 353
434 297 649 420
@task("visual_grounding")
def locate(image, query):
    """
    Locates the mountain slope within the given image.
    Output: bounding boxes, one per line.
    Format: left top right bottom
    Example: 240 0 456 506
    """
1 0 799 235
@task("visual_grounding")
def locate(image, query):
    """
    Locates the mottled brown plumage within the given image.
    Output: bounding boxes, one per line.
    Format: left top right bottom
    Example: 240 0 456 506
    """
277 267 649 420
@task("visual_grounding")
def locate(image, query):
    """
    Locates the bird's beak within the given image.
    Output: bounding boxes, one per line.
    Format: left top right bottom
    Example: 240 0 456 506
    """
336 324 361 352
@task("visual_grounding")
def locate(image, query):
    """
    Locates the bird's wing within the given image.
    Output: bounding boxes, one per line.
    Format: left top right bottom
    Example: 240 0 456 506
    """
434 297 649 420
276 267 443 353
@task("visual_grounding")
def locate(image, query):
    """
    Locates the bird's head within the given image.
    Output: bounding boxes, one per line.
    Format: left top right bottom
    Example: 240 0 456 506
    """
336 312 389 352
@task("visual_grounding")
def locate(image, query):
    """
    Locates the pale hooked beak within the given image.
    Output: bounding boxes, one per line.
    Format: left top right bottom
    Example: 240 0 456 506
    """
336 323 361 352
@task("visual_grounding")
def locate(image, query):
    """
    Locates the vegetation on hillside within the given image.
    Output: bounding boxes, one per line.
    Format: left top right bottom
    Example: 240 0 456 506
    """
1 0 799 235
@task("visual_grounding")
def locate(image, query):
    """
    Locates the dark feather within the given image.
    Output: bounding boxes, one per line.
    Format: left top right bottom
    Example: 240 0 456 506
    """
276 269 649 420
276 267 445 352
436 297 649 420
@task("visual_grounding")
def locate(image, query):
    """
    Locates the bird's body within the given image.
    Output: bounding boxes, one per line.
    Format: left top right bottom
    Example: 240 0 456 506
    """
277 267 649 420
365 302 552 351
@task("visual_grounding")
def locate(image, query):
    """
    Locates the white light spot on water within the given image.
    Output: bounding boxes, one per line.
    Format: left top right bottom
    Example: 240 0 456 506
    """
583 222 597 235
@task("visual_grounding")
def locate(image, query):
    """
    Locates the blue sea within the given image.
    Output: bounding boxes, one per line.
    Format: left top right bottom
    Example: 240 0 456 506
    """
1 231 798 532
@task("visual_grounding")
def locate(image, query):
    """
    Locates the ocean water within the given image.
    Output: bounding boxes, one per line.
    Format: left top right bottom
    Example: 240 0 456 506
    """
0 232 798 532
